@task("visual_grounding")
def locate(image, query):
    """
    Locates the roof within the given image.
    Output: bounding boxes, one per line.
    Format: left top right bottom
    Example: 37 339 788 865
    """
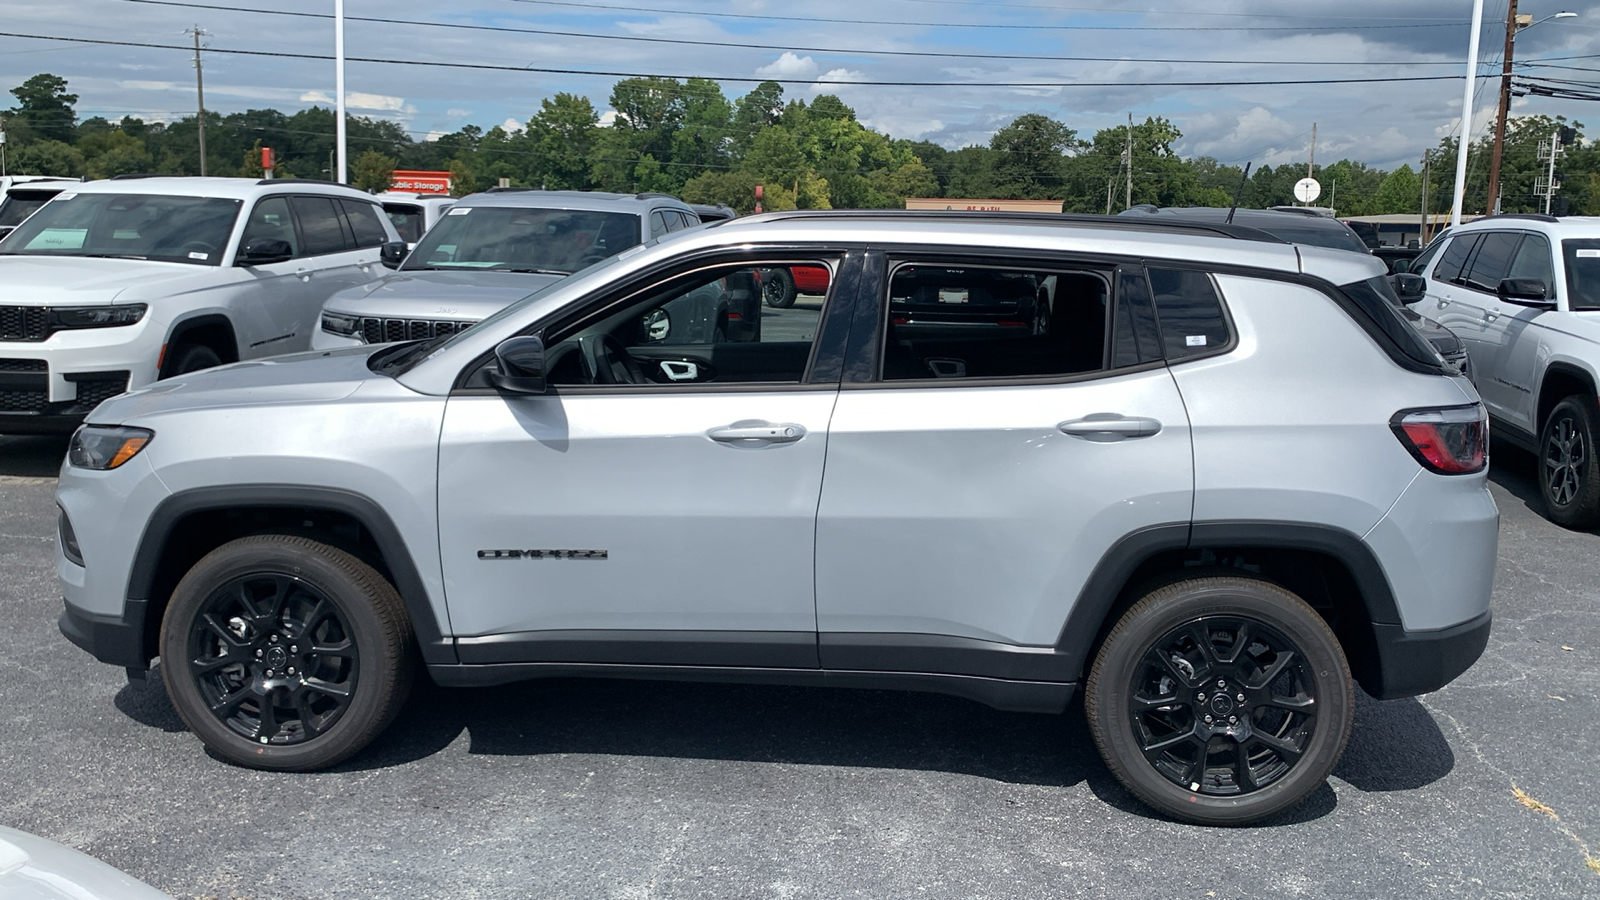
1451 214 1600 232
1120 206 1369 254
457 189 692 212
67 176 374 201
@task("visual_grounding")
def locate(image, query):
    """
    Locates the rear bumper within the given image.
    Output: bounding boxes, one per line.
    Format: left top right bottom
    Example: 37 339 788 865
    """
1364 609 1491 700
59 596 149 669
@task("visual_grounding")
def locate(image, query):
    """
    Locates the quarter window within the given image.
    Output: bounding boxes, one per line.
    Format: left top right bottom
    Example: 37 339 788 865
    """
1148 268 1230 361
290 196 349 256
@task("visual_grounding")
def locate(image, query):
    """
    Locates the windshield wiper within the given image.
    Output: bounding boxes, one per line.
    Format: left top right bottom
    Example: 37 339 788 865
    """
491 266 570 275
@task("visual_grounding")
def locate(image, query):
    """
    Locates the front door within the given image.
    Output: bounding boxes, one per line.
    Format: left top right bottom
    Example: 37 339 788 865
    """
436 253 858 667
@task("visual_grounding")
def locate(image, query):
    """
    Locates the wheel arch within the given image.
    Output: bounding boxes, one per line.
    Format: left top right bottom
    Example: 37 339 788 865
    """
1056 521 1400 698
1536 361 1597 433
162 313 240 375
125 485 454 668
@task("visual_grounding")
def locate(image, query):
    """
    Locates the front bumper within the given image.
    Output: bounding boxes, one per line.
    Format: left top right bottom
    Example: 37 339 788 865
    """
59 596 150 669
1364 609 1491 699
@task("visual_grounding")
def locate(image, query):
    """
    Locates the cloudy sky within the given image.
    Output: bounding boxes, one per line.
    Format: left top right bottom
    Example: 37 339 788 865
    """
3 0 1597 170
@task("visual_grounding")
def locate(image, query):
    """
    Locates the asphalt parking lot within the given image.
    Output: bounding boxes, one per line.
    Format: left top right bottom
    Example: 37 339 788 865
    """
1 433 1595 899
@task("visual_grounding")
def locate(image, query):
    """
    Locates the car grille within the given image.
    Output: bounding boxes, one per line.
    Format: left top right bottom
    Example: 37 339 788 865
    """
0 358 47 373
358 318 473 344
72 373 130 408
0 389 48 411
0 306 50 342
0 357 48 411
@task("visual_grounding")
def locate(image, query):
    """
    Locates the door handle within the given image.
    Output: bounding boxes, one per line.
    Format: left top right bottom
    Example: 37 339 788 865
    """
708 422 807 445
1436 299 1450 309
1483 311 1499 323
1058 414 1162 439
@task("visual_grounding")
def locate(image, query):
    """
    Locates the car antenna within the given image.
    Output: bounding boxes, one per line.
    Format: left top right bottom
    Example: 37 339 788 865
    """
1226 162 1252 225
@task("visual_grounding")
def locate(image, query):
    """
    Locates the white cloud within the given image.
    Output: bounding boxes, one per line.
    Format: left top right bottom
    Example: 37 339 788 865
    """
597 109 618 127
755 52 819 80
424 130 448 142
818 68 865 84
446 108 472 118
500 116 522 133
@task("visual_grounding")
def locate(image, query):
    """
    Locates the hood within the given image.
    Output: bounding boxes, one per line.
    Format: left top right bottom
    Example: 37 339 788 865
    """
0 254 219 306
321 268 566 322
90 345 384 423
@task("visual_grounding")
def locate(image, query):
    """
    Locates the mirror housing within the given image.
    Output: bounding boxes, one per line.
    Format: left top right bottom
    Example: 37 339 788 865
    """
1392 273 1426 304
639 308 671 343
235 237 294 266
1390 258 1411 274
1497 277 1555 308
379 241 408 269
487 335 546 394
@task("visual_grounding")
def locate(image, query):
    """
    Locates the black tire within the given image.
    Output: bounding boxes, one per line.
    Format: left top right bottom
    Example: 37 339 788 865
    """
159 534 415 771
1539 395 1600 529
1085 576 1353 826
763 268 797 308
164 343 223 378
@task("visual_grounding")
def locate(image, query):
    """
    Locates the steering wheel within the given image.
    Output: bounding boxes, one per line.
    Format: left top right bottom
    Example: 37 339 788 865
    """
578 333 645 385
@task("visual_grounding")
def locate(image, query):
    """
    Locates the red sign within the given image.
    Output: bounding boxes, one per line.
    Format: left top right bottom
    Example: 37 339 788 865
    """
391 169 452 194
260 147 274 170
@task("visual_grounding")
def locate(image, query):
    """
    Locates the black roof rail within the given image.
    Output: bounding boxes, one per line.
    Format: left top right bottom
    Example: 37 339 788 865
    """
255 178 361 189
1473 213 1559 224
635 192 681 201
750 209 1287 244
483 186 536 193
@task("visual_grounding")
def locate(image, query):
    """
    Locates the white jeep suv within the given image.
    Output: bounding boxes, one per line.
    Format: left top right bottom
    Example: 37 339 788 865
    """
0 176 399 433
1404 214 1600 525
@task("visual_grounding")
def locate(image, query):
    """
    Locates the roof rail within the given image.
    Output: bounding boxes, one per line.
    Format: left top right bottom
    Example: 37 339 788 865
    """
255 178 361 189
483 186 536 193
635 192 680 201
110 173 183 180
1474 213 1559 224
751 209 1287 244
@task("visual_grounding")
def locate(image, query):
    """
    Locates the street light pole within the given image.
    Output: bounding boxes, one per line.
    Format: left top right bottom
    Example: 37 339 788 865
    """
1450 0 1485 228
1487 9 1576 214
335 0 347 184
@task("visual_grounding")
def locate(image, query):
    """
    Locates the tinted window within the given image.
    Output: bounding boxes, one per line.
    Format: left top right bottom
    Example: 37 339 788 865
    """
1564 239 1600 311
1148 268 1230 361
340 200 389 248
384 203 426 243
405 207 642 274
0 192 240 266
1255 220 1370 254
239 196 299 257
291 196 349 256
1507 233 1555 296
1110 266 1163 368
650 211 669 240
881 263 1106 380
1433 233 1478 284
0 189 61 228
1409 232 1449 277
1463 232 1519 292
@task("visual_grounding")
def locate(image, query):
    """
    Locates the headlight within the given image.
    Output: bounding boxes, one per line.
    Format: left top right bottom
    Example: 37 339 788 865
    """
68 425 154 470
50 304 148 329
321 312 361 336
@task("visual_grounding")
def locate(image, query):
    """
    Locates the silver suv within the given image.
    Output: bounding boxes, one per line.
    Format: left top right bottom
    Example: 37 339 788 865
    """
56 211 1497 825
1403 214 1600 526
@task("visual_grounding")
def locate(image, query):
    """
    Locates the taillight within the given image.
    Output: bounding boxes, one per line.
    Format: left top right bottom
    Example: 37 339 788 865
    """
1391 404 1487 475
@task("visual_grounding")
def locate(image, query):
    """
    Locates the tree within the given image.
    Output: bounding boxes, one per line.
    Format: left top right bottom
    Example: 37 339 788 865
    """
989 113 1080 199
8 139 85 177
351 148 397 192
79 129 153 179
1372 164 1422 215
731 81 784 154
8 73 78 144
527 92 598 189
681 169 762 213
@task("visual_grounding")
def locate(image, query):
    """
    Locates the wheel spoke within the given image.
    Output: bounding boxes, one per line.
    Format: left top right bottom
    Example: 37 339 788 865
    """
1140 723 1201 756
1131 691 1180 711
1186 622 1219 667
294 692 322 738
208 687 251 716
201 613 248 648
1246 650 1296 689
1150 649 1199 688
303 678 351 700
191 653 240 675
1252 731 1304 763
309 639 356 659
1263 691 1315 711
1219 622 1252 665
256 688 280 741
1233 742 1259 790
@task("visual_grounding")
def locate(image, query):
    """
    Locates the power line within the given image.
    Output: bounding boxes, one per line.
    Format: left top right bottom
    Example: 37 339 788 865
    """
0 31 1472 88
110 0 1478 67
499 0 1469 32
874 0 1463 20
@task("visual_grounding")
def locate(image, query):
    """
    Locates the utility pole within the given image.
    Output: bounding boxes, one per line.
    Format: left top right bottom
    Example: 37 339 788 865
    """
1124 113 1133 211
1105 177 1114 216
187 25 209 176
1305 122 1317 207
1420 152 1431 245
1487 0 1519 215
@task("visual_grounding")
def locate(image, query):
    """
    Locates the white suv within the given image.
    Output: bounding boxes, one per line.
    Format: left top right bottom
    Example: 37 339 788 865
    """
0 176 399 434
1404 214 1600 525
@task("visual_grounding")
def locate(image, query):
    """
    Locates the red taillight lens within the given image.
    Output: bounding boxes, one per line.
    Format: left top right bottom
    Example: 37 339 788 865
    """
1391 404 1487 475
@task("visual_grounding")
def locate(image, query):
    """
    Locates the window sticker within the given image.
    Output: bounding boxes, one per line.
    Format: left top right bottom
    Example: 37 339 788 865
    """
1186 335 1208 347
1577 249 1600 258
188 251 209 260
55 193 77 201
446 207 472 215
25 228 87 250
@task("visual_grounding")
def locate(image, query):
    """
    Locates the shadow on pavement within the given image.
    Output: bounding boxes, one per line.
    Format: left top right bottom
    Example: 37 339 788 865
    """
1334 691 1454 792
0 435 68 479
1488 438 1544 516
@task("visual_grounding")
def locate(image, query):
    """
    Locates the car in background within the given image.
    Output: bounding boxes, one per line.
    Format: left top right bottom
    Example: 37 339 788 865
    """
314 190 717 348
0 175 400 433
0 177 79 240
0 824 174 898
375 191 456 247
1120 205 1468 376
689 202 736 223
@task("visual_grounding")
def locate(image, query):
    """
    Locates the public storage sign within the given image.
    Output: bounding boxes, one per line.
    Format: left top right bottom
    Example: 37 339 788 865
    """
391 170 452 194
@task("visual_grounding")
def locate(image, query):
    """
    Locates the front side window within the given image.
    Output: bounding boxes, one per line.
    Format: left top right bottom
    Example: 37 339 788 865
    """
1433 233 1479 284
540 261 832 387
1506 233 1555 297
1565 239 1600 311
1462 231 1520 292
1409 232 1449 277
0 192 241 265
238 197 299 257
650 210 670 240
290 196 350 256
881 263 1108 380
406 207 642 275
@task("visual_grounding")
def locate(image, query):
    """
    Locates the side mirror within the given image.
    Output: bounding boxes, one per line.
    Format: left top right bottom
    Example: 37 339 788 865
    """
236 237 294 266
1497 277 1555 308
1393 273 1426 304
1391 258 1411 275
639 308 671 343
486 336 547 394
379 241 408 269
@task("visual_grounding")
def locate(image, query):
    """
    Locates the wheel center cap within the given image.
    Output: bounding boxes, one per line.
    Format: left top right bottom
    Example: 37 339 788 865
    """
1209 694 1235 716
265 646 288 669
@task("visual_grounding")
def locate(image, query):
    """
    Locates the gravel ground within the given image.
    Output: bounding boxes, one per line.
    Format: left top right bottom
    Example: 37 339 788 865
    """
1 432 1595 899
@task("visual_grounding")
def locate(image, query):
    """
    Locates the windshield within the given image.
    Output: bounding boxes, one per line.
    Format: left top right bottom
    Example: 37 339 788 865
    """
1564 240 1600 311
0 190 60 228
403 206 641 274
1247 219 1370 254
0 192 241 265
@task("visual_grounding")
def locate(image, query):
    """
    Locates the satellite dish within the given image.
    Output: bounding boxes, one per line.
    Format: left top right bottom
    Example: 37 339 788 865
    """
1294 177 1322 204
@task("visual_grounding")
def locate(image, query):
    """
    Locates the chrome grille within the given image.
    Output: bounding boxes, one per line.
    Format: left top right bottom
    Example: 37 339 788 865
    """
358 318 472 344
0 306 49 342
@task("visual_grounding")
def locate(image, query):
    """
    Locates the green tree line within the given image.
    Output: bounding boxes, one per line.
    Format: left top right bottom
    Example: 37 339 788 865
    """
4 72 1595 215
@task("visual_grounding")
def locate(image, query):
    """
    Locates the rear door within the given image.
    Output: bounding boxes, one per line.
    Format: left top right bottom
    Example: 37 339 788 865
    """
1423 232 1489 359
814 255 1192 678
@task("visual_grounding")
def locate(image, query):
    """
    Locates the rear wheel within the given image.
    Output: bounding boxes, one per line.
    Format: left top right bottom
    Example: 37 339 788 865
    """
1085 576 1353 825
1539 395 1600 529
159 534 415 770
762 268 797 308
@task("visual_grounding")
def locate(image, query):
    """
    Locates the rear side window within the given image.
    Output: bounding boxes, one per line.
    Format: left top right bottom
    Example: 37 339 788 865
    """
1148 268 1230 361
1462 232 1519 292
1434 234 1479 284
340 200 389 248
291 196 349 256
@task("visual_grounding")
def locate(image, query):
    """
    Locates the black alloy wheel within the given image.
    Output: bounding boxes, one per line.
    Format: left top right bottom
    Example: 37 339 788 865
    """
160 534 414 770
762 267 797 308
1086 576 1353 825
1539 395 1600 529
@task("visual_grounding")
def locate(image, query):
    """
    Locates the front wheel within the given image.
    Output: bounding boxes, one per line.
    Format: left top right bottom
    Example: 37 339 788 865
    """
159 534 415 770
1085 576 1353 825
762 268 797 308
1539 395 1600 529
